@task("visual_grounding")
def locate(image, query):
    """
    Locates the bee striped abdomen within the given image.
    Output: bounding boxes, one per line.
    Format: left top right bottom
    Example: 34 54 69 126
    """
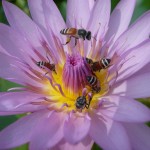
60 28 77 35
86 75 101 93
36 61 45 68
101 58 111 69
86 76 97 86
36 61 56 73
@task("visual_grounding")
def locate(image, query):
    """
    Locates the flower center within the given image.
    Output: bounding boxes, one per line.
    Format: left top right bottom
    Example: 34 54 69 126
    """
29 38 120 113
67 54 80 66
62 54 92 96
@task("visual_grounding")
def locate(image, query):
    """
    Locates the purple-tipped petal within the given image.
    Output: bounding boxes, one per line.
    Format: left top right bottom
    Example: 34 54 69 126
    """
117 39 150 82
2 1 47 48
100 96 150 122
87 0 111 38
0 111 47 149
113 73 150 98
110 11 150 55
105 0 136 42
0 92 45 115
64 113 91 144
89 115 131 150
66 0 90 28
124 123 150 150
30 111 65 150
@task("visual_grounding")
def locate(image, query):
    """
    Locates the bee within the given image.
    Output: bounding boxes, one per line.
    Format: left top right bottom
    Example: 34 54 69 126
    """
85 57 93 65
36 56 57 74
86 58 111 72
86 75 101 93
60 28 92 46
75 96 91 110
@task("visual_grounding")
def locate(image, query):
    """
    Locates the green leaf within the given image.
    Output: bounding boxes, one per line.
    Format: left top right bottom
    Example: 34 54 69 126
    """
13 144 28 150
0 79 21 92
92 143 102 150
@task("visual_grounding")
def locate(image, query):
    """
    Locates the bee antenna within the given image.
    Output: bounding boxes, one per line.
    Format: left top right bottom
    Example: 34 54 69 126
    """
92 36 97 41
46 52 50 63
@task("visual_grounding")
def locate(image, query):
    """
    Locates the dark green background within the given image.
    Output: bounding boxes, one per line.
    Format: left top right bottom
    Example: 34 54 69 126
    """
0 0 150 149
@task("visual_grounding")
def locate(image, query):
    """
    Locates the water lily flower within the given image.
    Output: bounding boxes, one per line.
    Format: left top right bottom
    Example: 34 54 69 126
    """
0 0 150 150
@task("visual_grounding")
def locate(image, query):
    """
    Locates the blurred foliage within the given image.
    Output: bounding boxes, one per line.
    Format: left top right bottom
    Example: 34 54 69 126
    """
0 0 150 150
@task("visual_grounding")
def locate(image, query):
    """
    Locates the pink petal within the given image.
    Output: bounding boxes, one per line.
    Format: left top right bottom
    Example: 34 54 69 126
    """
53 137 93 150
2 1 47 49
132 63 150 77
117 39 150 82
0 24 36 66
66 0 90 28
88 0 95 11
0 23 23 59
64 113 91 144
29 111 65 150
42 0 66 38
0 92 45 115
28 0 46 31
87 0 111 38
110 10 150 55
0 44 9 55
42 0 67 55
113 73 150 98
0 52 25 84
0 52 42 86
0 111 47 149
105 0 136 42
100 96 150 122
124 123 150 150
89 115 131 150
3 1 59 65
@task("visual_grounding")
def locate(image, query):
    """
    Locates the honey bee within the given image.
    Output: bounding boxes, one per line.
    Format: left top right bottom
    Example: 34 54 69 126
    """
60 28 92 46
86 75 101 93
36 56 57 74
75 96 92 110
86 58 111 72
85 57 93 65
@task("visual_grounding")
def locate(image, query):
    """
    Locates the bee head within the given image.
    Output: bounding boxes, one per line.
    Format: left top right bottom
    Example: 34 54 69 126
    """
60 29 64 34
86 76 91 82
86 31 91 40
36 62 40 66
76 96 86 109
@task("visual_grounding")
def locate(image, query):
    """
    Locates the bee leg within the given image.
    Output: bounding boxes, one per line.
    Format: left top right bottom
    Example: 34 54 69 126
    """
92 36 97 41
45 72 48 75
85 92 93 109
85 103 90 109
74 38 77 46
54 69 57 74
62 36 71 45
74 38 78 47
